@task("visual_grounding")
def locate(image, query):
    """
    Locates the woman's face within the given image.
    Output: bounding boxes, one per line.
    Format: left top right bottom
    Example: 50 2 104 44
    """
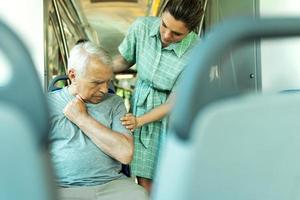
159 11 190 47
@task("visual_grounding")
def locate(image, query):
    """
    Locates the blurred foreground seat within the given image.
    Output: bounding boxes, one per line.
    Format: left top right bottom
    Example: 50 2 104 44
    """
152 17 300 200
0 20 56 199
183 93 300 199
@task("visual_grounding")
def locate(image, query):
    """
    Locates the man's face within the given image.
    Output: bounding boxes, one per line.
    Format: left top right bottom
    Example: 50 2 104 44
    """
159 11 190 47
74 58 113 104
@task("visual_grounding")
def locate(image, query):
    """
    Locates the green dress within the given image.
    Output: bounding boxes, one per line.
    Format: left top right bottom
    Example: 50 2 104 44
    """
119 16 199 179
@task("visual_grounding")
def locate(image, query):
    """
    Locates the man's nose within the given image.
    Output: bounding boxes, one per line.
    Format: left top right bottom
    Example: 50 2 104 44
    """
99 82 109 93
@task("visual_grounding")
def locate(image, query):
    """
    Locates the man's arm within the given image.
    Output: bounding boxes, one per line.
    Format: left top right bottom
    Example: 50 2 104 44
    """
63 97 133 164
112 53 134 73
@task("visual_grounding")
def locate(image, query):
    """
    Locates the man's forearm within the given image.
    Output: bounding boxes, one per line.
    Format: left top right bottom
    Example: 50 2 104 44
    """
77 115 133 164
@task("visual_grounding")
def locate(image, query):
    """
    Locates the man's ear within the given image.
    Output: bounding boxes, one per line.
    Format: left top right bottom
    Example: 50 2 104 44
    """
68 68 76 81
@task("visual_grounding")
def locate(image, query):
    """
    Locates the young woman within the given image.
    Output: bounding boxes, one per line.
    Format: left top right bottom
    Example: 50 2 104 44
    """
113 0 203 193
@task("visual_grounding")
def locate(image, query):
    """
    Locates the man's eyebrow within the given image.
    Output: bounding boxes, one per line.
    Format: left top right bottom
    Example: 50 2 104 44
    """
89 80 106 84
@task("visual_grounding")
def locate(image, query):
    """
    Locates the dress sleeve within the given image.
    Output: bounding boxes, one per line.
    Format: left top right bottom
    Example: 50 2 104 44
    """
118 17 144 64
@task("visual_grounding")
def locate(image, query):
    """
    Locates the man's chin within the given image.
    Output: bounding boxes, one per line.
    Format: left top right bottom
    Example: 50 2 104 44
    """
91 97 103 104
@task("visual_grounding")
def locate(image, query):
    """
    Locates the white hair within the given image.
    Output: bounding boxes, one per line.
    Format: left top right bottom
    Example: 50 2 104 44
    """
67 41 110 77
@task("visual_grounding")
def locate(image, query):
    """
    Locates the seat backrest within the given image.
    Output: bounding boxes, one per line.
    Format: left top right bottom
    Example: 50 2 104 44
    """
0 20 56 199
185 93 300 199
48 74 69 92
153 93 300 200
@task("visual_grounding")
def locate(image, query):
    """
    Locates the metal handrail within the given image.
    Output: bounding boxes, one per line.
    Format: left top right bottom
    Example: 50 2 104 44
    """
49 13 68 73
53 0 69 68
59 0 78 25
198 0 208 36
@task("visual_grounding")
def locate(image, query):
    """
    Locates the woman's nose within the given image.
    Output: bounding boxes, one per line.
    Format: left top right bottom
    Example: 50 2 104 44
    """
164 30 172 40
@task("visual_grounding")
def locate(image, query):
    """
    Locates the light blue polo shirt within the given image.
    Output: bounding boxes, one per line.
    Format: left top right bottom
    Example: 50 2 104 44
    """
48 87 130 187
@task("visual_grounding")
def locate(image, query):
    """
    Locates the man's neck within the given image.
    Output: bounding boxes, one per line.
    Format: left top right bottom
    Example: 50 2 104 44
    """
68 84 77 96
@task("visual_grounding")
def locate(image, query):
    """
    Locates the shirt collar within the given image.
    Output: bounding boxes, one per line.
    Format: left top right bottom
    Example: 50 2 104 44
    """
164 32 199 58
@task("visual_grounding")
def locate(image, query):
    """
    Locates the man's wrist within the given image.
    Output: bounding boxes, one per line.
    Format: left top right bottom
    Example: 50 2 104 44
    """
76 114 90 128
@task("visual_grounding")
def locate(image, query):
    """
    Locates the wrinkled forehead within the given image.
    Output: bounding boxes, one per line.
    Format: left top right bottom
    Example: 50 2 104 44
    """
85 57 113 80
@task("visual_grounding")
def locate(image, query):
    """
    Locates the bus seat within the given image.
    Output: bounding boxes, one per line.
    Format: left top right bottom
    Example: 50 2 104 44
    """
153 93 300 200
48 75 69 92
184 93 300 199
0 20 56 199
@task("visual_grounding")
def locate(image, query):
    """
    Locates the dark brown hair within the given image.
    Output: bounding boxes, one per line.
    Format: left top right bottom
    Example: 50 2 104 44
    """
163 0 204 31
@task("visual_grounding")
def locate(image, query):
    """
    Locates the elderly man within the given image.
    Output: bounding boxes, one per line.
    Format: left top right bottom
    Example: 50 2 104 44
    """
48 41 148 200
